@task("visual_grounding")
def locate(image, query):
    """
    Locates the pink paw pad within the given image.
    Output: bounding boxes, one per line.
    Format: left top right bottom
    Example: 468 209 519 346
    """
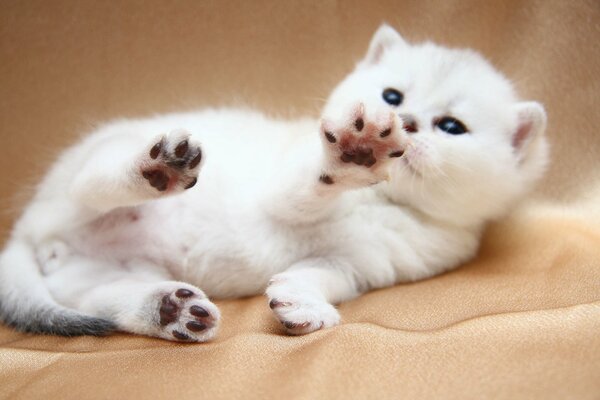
321 103 405 169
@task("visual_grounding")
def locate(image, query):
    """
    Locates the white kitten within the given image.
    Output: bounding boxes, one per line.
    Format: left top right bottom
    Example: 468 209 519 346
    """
0 25 548 341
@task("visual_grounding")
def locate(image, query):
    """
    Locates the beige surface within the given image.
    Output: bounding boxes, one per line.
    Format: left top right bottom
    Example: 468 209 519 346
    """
1 1 600 399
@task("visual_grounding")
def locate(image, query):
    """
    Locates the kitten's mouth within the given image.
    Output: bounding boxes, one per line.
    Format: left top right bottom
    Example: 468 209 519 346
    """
398 147 422 177
401 157 420 176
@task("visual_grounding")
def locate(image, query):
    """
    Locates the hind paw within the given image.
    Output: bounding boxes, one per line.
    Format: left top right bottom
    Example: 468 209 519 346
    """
139 129 203 193
154 284 220 342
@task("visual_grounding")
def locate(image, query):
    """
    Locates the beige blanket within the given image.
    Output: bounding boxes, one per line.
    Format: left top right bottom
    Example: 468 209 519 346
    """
1 1 599 398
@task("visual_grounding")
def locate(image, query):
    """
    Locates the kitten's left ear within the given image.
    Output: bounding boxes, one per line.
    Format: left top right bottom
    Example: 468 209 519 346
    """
360 24 407 67
512 101 547 156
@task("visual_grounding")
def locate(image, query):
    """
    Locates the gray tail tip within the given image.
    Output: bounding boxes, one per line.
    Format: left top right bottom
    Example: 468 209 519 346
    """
1 307 117 337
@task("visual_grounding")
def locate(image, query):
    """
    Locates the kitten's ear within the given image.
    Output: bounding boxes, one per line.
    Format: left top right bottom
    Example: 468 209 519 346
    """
512 102 547 156
360 24 406 67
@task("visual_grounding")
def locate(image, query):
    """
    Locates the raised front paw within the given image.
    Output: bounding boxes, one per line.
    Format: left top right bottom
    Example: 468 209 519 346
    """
319 103 405 184
140 129 203 193
155 285 220 342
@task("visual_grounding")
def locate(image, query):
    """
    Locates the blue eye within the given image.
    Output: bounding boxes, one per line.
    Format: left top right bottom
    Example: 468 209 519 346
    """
382 88 403 106
435 117 468 135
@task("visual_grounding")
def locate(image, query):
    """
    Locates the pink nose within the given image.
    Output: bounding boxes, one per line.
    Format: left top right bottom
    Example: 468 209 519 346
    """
399 114 418 133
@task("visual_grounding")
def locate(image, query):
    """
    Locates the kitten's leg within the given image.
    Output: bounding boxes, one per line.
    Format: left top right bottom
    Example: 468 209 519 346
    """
265 258 360 335
80 280 220 342
267 104 405 222
70 129 203 212
45 258 219 342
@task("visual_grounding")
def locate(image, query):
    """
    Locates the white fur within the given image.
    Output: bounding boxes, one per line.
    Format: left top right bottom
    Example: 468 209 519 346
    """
0 25 548 341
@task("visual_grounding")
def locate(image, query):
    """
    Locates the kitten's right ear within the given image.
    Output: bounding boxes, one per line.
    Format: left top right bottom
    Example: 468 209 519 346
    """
511 101 549 172
360 24 407 67
512 102 547 153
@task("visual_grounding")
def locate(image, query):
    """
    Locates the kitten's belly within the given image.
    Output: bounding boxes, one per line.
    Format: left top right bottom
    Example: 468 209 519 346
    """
184 252 275 299
64 204 189 269
69 206 302 299
179 201 314 299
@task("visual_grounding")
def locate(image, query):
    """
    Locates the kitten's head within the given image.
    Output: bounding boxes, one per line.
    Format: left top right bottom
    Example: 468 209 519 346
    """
324 25 549 226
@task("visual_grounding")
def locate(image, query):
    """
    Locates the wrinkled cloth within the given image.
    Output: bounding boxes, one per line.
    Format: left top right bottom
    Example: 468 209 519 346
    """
0 1 599 399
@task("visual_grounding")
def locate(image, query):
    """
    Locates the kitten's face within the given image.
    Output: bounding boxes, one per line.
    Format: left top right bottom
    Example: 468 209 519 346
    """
324 25 548 225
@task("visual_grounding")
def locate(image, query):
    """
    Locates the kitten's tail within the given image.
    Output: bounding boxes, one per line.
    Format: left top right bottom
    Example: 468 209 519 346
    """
0 239 116 336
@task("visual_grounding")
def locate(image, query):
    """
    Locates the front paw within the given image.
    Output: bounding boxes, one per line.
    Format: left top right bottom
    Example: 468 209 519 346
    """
319 103 405 184
266 281 340 335
139 129 203 193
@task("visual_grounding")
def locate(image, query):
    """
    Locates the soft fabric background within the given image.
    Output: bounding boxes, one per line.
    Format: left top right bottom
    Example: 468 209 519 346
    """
1 1 599 399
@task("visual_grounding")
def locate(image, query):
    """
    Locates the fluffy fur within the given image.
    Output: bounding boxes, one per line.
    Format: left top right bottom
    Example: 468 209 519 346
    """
0 25 548 341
